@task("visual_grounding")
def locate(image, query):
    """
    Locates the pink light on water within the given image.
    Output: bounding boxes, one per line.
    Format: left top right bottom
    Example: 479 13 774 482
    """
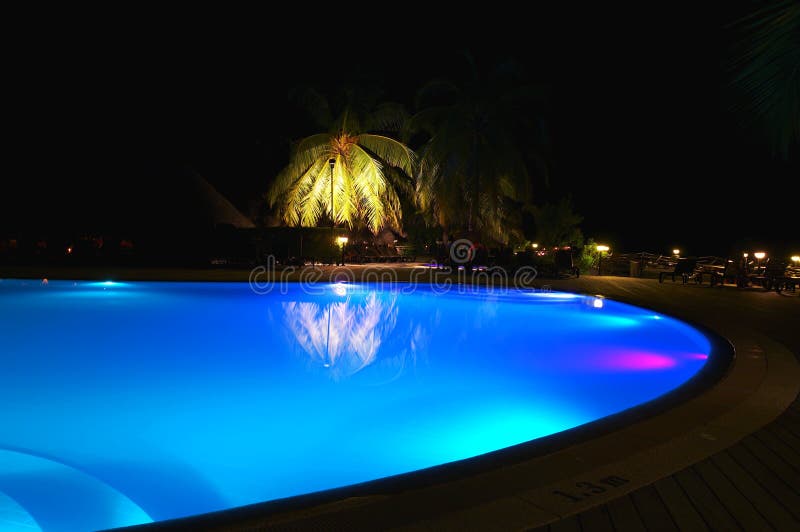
591 350 678 371
686 353 709 360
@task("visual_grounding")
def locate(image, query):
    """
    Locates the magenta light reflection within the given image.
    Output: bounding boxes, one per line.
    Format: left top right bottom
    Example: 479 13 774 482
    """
592 350 678 371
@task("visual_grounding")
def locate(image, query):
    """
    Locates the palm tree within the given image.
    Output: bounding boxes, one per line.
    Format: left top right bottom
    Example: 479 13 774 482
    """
411 59 549 244
530 198 584 248
725 1 800 158
268 93 416 234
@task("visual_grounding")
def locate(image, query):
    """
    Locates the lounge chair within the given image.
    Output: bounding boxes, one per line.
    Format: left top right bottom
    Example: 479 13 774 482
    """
751 260 795 293
691 259 751 288
658 258 698 284
395 245 416 262
380 245 401 263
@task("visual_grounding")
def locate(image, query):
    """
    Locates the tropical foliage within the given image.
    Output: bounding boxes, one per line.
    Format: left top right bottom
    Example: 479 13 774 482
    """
268 93 415 234
725 0 800 158
530 198 584 248
410 60 549 244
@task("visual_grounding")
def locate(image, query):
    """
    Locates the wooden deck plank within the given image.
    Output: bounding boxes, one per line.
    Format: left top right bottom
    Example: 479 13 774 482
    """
629 486 678 532
527 524 549 532
740 436 800 487
727 444 800 519
548 515 580 532
757 427 800 468
577 505 613 532
673 468 740 530
773 416 800 441
778 405 800 424
771 414 800 440
605 495 646 531
711 450 799 529
693 459 771 530
653 476 708 531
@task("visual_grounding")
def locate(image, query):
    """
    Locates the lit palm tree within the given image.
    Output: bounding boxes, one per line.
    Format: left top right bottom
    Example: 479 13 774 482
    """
411 59 549 243
268 96 416 234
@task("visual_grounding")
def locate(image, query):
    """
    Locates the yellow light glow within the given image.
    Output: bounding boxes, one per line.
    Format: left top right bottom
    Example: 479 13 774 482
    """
754 252 766 260
596 245 609 252
336 236 349 246
743 253 749 258
672 249 680 256
792 256 800 263
532 243 539 249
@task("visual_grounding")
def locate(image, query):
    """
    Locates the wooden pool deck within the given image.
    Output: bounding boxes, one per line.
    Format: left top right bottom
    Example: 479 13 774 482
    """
2 266 798 531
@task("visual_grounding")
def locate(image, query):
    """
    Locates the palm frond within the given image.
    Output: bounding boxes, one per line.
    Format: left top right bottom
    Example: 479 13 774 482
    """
300 163 330 227
332 106 361 135
726 0 800 157
350 143 389 233
359 134 416 176
283 157 326 225
406 106 451 138
365 102 409 133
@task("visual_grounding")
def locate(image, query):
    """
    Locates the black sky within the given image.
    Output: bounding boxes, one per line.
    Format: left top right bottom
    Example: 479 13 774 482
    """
4 6 798 257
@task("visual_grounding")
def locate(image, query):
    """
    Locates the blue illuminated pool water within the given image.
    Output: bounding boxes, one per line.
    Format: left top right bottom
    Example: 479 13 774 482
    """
0 280 712 531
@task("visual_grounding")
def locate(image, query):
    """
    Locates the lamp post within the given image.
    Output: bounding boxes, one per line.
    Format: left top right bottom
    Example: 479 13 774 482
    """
329 158 336 240
754 251 766 270
336 236 348 266
596 245 609 276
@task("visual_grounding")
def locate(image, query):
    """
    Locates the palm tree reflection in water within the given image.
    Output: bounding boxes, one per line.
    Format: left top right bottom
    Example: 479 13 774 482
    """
283 292 427 381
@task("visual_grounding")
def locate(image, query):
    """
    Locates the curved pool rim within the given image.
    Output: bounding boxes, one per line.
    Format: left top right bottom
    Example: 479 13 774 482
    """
116 286 735 532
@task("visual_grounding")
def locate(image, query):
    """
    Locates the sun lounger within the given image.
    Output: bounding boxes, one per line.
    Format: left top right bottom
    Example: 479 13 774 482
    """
751 260 794 293
658 258 698 284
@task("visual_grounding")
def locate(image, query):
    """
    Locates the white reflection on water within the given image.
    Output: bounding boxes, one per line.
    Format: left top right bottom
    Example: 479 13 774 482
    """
282 293 402 380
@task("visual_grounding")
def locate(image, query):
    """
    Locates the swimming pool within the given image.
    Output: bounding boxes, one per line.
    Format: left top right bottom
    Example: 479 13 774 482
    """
0 280 716 531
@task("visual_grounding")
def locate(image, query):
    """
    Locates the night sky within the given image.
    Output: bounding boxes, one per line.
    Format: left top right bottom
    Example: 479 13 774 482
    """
4 7 798 257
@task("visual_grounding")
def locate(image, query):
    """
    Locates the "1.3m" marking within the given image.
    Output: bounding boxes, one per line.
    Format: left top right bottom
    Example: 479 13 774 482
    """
552 475 630 503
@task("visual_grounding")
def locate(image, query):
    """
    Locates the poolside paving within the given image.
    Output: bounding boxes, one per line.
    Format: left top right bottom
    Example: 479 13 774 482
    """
2 266 798 531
